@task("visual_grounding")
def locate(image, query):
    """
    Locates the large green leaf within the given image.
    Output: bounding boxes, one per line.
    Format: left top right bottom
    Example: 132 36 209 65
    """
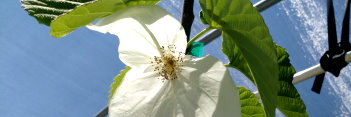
22 0 160 38
109 66 131 103
275 45 308 117
238 87 265 117
222 33 278 117
198 0 279 117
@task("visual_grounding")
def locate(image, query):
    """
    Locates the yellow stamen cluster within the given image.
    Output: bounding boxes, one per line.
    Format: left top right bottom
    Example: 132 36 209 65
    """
151 45 184 82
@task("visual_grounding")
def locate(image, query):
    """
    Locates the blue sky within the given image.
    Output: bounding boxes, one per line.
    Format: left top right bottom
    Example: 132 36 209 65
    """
1 0 351 116
0 0 124 116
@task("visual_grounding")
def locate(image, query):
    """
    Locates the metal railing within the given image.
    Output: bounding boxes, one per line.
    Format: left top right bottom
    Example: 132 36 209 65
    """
197 0 282 44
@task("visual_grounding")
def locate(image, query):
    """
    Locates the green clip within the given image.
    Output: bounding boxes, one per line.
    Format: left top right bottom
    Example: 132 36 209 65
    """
189 42 204 57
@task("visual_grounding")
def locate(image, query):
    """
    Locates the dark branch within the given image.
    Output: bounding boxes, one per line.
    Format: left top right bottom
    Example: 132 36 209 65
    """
181 0 195 41
95 106 108 117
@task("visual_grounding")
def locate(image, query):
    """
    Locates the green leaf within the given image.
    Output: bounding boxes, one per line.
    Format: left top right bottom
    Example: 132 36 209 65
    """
199 11 208 25
275 45 308 117
198 0 279 117
22 0 92 26
22 0 160 38
238 87 265 117
109 66 131 103
222 33 278 117
51 0 160 38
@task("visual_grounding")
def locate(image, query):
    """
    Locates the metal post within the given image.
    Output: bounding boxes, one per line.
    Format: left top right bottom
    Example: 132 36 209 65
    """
293 51 351 84
95 106 108 117
254 0 283 12
254 51 351 98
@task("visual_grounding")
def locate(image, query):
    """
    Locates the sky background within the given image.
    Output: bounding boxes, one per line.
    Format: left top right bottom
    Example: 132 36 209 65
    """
0 0 351 116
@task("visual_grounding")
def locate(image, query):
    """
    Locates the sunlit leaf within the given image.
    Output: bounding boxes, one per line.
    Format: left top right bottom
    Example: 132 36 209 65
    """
198 0 279 117
21 0 160 38
199 11 208 25
22 0 92 26
109 66 131 103
238 87 265 117
275 45 308 117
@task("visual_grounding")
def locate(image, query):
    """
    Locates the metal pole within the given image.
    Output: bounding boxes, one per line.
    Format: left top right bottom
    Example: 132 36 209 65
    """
292 51 351 84
196 0 282 44
254 0 283 12
95 106 108 117
254 51 351 98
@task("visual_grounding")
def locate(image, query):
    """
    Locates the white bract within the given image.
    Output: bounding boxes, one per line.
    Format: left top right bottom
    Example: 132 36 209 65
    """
88 5 241 117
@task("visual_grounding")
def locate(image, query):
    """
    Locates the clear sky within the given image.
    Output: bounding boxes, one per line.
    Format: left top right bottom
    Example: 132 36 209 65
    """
0 0 124 116
1 0 350 116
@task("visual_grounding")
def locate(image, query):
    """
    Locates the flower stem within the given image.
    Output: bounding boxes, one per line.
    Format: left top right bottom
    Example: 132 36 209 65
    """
186 27 212 48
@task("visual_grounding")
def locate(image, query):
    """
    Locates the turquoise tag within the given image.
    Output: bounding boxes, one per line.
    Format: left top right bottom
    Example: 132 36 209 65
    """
189 42 204 57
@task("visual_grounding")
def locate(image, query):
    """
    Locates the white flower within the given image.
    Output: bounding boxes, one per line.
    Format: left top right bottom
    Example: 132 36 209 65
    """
88 5 241 117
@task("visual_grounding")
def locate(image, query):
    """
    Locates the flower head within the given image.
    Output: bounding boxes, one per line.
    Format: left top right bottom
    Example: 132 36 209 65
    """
88 5 241 117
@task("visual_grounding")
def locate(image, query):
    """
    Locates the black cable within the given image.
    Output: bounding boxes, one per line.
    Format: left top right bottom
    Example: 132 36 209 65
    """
312 0 351 94
312 73 325 93
341 0 351 50
327 0 338 51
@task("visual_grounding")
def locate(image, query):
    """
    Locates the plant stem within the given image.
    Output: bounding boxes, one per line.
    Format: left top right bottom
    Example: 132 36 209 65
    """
186 27 212 48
